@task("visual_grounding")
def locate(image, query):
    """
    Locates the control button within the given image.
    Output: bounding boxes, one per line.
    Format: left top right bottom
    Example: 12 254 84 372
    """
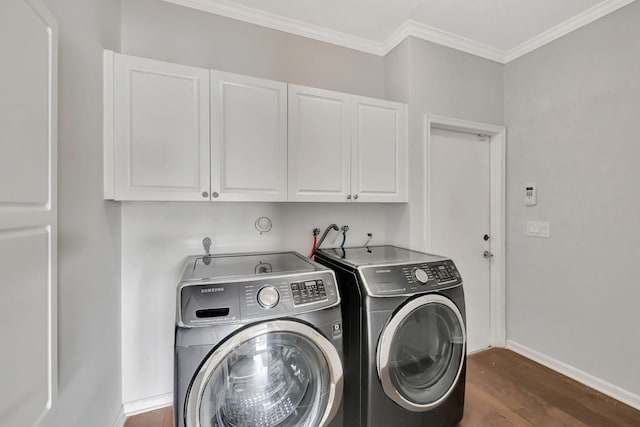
257 286 280 309
411 268 430 284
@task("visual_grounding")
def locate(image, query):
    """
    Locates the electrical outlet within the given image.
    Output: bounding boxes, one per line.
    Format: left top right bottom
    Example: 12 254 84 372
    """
526 221 550 238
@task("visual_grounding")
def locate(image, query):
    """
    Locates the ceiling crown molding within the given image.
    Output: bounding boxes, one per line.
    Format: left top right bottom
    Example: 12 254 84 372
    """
384 20 506 62
163 0 385 55
505 0 636 62
162 0 637 64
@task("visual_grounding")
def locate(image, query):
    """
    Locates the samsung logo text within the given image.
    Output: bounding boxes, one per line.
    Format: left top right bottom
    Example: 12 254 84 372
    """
201 287 224 294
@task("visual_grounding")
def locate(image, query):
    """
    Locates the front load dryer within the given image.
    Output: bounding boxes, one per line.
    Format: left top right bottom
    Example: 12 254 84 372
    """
315 245 466 427
174 251 344 427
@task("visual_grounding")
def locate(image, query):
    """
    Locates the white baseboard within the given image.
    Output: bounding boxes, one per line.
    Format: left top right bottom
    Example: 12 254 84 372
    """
122 392 173 417
506 340 640 411
112 405 126 427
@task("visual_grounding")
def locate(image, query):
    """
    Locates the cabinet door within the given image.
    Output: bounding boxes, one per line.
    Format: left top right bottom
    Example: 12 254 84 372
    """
288 85 351 202
211 71 287 201
351 96 407 203
113 54 210 201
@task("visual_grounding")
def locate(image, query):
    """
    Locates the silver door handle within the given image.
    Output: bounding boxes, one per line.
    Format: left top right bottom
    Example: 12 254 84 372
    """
483 250 494 258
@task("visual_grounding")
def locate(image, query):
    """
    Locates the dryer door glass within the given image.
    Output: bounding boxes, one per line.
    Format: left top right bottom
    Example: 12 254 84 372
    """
196 330 331 426
378 295 465 411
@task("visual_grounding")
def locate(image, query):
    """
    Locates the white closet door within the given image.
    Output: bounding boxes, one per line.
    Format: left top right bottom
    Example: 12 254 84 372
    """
351 96 407 203
113 54 210 201
288 85 351 202
211 71 287 201
0 1 58 426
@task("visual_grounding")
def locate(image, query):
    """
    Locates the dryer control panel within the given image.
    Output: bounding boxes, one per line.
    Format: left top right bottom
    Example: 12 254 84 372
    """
178 270 339 327
360 260 461 297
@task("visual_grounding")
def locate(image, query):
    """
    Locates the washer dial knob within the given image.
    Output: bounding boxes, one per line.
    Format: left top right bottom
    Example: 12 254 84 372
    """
412 268 430 284
257 286 280 308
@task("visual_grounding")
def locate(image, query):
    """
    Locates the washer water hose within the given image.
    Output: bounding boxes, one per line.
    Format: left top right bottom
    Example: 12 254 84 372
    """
340 225 349 249
308 228 320 258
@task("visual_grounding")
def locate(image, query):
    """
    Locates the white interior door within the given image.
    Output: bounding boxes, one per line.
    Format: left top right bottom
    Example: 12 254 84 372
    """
0 1 57 425
429 127 491 352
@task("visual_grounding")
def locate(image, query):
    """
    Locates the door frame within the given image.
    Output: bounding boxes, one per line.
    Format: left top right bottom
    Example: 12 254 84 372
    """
423 114 506 348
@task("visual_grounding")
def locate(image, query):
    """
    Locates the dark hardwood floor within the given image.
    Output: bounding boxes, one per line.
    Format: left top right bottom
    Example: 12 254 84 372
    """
124 406 173 427
460 349 639 426
125 348 640 426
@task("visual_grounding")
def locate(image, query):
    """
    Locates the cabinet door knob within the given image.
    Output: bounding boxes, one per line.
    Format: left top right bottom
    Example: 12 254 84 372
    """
212 192 219 198
201 191 209 198
346 194 351 200
354 194 359 200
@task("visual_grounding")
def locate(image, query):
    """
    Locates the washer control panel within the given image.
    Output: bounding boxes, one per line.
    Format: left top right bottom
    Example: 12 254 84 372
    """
179 270 339 326
361 259 461 297
290 279 327 306
406 263 459 285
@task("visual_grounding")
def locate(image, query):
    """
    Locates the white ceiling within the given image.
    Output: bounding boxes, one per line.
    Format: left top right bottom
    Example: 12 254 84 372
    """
163 0 636 62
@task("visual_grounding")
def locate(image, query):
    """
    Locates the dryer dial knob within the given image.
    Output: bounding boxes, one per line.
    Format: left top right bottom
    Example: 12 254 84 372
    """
257 286 280 309
412 268 429 284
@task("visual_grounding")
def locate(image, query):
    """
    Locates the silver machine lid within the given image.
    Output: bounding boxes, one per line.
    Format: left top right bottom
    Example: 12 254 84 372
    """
180 251 325 282
316 245 448 268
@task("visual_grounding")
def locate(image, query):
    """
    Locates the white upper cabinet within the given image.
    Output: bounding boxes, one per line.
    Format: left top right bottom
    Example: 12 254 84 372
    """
288 85 408 203
351 96 407 203
211 71 287 201
109 53 210 201
288 85 351 202
105 52 407 203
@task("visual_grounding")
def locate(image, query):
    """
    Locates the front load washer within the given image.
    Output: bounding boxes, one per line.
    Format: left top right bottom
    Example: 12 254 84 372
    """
314 245 466 427
174 251 344 427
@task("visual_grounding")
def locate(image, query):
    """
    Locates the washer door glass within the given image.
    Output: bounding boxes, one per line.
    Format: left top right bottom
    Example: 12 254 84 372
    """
378 295 465 411
197 331 331 427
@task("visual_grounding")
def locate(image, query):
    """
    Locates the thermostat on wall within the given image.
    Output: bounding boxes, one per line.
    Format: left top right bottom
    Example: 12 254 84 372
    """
524 183 537 206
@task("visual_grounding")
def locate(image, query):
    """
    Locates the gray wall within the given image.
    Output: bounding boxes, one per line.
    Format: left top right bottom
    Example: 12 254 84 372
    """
43 0 122 425
385 37 504 251
383 39 412 245
505 1 640 395
121 0 385 98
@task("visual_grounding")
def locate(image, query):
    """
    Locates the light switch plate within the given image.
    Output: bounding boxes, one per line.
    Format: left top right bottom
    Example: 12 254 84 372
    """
526 221 550 238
